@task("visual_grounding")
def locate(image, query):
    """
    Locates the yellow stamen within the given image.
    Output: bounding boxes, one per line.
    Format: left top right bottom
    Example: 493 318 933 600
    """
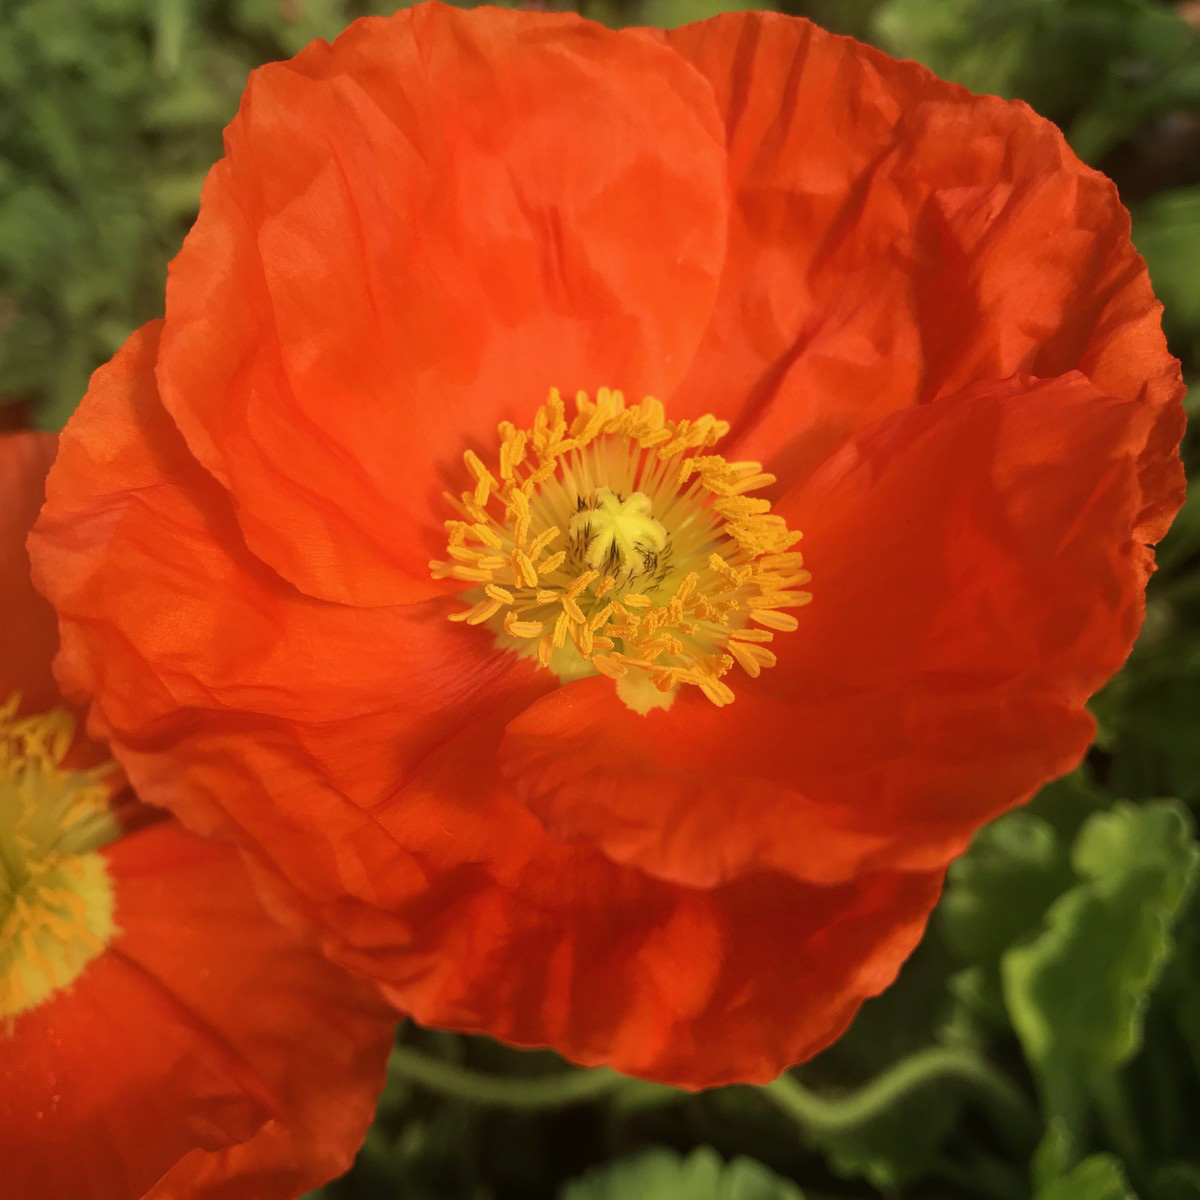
1 695 120 1023
429 388 811 710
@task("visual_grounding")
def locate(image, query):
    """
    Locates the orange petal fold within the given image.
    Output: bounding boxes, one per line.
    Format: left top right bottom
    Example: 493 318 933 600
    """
498 374 1152 888
3 427 394 1198
661 11 1184 539
159 3 728 606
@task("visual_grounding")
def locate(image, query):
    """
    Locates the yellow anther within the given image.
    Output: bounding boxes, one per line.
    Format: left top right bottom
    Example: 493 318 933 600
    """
453 597 503 626
485 584 515 605
589 602 616 632
503 612 544 639
566 570 600 600
748 591 811 609
446 565 495 583
674 573 699 603
1 697 120 1020
553 611 570 649
473 523 504 550
431 389 808 709
729 640 778 678
592 654 628 679
750 609 800 632
513 550 538 589
464 449 494 486
574 621 595 656
528 527 560 559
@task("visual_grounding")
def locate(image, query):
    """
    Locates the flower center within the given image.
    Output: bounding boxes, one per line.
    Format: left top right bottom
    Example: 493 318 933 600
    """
0 695 119 1023
431 388 811 712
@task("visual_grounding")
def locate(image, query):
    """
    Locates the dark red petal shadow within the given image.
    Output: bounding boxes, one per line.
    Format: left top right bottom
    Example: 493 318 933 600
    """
0 432 60 710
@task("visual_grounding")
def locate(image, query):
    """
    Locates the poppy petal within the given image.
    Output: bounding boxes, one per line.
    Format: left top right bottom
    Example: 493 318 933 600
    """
159 4 728 607
32 323 552 777
661 11 1184 539
102 709 944 1087
24 5 1187 1092
498 373 1152 888
0 823 393 1200
36 528 945 1091
28 320 548 964
0 432 60 710
369 731 947 1086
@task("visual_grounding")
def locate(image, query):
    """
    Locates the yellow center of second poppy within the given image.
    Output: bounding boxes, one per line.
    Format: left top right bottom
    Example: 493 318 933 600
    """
0 695 119 1023
431 389 811 712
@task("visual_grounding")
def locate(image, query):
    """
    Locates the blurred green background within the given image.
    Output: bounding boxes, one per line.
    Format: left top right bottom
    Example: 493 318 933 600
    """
3 2 1197 1198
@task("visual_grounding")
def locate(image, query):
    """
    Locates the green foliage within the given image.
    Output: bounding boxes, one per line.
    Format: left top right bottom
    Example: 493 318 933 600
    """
1003 801 1198 1169
791 942 969 1189
560 1148 806 1200
873 0 1200 163
1135 189 1200 364
0 0 399 427
1034 1154 1135 1200
942 811 1072 966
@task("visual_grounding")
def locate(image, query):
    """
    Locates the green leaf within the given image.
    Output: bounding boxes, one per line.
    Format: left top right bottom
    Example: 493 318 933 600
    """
1025 771 1117 842
873 0 1028 98
1002 800 1199 1138
795 941 965 1188
936 798 1085 1047
1034 1154 1135 1200
560 1149 804 1200
1163 888 1200 1079
941 810 1072 965
1134 189 1200 361
637 0 757 29
814 1097 960 1192
1148 1162 1200 1200
874 0 1200 160
1090 626 1200 806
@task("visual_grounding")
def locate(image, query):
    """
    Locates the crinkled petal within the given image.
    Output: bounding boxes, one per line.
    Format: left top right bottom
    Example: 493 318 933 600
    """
28 321 538 955
370 728 946 1086
159 4 728 606
0 823 393 1200
499 374 1152 888
24 5 1189 1092
27 318 945 1081
91 709 946 1087
660 11 1184 540
32 323 552 771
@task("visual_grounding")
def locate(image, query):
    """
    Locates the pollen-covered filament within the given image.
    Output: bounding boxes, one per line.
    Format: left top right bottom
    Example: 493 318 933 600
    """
431 388 811 709
0 695 119 1022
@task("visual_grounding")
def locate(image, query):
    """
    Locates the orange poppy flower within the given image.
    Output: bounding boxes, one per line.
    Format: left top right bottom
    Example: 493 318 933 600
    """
30 5 1184 1086
1 433 394 1196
